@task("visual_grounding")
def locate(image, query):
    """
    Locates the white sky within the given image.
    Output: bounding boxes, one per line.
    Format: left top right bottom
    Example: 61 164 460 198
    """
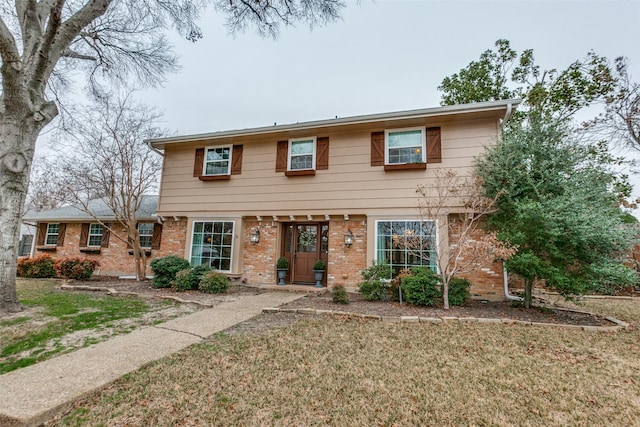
135 0 640 133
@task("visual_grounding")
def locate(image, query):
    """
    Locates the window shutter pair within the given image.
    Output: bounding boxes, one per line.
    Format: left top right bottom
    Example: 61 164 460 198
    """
370 127 442 165
275 137 330 172
79 223 110 248
37 223 66 246
193 145 244 179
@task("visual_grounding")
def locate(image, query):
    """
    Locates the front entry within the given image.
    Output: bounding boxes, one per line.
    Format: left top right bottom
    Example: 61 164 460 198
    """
281 222 328 285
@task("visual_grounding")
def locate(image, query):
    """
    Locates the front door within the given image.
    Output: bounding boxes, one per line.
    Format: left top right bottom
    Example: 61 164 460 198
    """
281 222 328 285
293 224 318 283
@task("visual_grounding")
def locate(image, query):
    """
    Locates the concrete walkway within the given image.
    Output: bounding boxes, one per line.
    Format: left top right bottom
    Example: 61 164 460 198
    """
0 292 303 427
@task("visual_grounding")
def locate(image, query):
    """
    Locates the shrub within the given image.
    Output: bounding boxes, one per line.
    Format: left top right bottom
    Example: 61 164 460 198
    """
172 265 211 292
332 285 349 304
448 277 472 306
401 267 441 306
150 255 190 288
586 262 639 295
199 270 230 294
276 257 289 269
313 260 326 271
54 258 100 280
358 261 392 301
17 254 56 278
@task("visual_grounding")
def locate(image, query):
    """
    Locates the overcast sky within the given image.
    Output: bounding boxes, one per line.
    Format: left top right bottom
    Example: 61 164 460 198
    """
134 0 639 134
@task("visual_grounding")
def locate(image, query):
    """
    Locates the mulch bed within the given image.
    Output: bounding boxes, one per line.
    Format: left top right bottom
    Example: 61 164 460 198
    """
73 277 616 327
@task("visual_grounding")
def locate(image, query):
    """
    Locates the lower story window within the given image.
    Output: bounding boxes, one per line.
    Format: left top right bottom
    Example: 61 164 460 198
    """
138 223 154 249
45 223 59 246
88 224 103 247
191 221 234 272
376 220 436 275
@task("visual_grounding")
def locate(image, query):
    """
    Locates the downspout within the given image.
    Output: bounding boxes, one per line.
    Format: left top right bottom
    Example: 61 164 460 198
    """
501 101 513 126
503 261 522 301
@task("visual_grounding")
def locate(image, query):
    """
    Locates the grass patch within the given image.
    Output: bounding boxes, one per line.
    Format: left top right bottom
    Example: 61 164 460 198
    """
0 279 168 374
55 299 640 426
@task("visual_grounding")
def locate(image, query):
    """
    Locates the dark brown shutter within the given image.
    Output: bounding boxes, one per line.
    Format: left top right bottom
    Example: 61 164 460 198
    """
79 223 89 247
426 127 442 164
371 132 385 166
316 137 329 170
56 223 66 246
151 223 163 250
36 223 47 246
231 145 243 175
193 148 204 177
101 224 110 248
276 140 288 172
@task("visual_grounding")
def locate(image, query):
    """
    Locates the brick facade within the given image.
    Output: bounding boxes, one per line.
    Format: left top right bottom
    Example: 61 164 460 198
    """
241 218 367 288
33 219 188 276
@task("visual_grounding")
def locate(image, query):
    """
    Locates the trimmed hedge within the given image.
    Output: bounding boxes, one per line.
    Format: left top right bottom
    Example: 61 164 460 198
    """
17 254 56 278
150 255 191 288
54 258 100 280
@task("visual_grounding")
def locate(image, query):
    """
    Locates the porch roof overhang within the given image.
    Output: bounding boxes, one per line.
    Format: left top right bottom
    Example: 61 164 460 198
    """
146 99 521 150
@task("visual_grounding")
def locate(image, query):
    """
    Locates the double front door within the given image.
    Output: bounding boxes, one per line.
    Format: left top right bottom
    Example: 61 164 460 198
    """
281 222 328 284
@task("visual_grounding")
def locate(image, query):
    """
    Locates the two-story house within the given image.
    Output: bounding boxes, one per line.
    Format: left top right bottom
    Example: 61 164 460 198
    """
146 99 519 300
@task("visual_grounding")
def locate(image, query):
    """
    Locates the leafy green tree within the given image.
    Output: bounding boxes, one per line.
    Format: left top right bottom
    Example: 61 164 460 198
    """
476 115 636 307
438 39 616 121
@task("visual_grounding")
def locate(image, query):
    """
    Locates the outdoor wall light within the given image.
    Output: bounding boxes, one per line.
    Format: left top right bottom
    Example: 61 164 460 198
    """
344 229 354 247
250 228 260 244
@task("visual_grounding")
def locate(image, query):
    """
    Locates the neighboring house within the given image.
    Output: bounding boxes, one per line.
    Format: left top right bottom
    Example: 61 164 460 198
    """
21 195 186 276
146 99 519 300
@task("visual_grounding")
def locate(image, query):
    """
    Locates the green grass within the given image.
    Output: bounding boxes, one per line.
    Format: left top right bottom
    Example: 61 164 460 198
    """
0 279 161 374
54 299 640 427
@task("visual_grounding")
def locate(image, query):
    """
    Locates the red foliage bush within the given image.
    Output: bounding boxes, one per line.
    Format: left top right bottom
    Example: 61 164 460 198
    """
54 258 100 280
17 254 57 278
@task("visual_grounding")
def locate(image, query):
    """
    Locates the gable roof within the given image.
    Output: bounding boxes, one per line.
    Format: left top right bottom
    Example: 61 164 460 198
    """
147 99 521 150
22 195 158 223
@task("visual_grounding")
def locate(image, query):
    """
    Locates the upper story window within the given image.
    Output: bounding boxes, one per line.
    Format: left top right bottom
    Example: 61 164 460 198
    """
45 224 60 246
194 145 243 181
138 223 154 249
87 224 104 247
204 145 232 176
288 137 316 171
385 127 425 165
371 127 441 170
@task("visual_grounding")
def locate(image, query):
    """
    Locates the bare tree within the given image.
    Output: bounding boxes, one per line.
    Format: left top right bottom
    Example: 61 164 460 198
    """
0 0 345 312
395 169 516 309
587 57 639 153
57 92 164 280
25 156 73 212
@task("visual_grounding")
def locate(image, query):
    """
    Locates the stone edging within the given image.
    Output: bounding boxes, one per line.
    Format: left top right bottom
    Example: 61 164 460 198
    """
261 307 629 332
59 284 215 308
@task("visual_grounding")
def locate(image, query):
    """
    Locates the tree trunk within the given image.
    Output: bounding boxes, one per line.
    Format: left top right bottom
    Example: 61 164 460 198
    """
442 280 450 310
0 121 40 312
524 278 534 309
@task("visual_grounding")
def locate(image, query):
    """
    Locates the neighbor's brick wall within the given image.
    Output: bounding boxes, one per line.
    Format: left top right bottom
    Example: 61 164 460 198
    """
242 220 278 284
34 219 187 276
327 218 367 289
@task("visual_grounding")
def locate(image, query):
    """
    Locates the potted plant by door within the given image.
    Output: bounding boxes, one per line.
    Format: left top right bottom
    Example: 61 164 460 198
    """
276 257 289 286
312 260 326 288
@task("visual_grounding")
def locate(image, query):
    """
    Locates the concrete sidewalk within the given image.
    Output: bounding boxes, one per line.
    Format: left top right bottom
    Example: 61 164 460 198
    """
0 292 302 427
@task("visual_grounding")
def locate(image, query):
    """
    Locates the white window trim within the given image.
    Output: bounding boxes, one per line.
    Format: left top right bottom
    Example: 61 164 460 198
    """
138 223 154 249
203 144 233 176
287 137 317 171
45 223 59 246
87 223 103 247
384 127 426 165
374 219 439 273
188 220 236 273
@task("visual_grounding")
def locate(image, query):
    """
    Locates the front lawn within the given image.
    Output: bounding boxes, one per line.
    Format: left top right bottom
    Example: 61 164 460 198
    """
56 299 640 426
0 279 180 374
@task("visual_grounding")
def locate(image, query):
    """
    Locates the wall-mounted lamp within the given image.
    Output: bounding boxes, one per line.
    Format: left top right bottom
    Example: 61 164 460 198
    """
250 228 261 244
344 229 354 247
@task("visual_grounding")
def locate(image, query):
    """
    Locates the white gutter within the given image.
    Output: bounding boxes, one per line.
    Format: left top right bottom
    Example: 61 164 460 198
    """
503 262 523 301
146 140 164 156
